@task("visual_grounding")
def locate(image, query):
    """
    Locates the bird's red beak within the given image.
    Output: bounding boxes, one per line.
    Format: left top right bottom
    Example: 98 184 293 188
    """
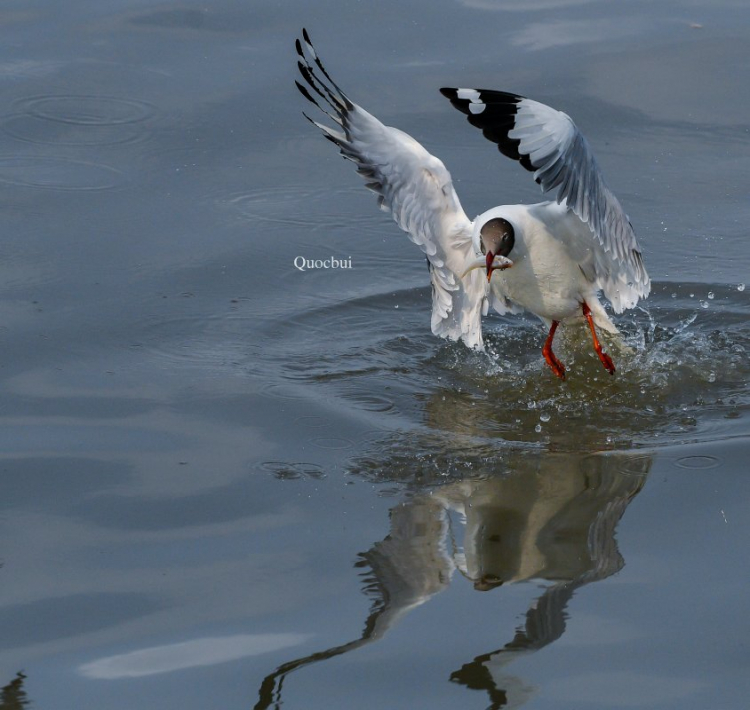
486 251 495 282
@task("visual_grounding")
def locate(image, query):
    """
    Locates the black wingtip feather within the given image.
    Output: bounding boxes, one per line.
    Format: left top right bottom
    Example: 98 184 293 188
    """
519 154 534 172
295 80 316 105
295 29 353 111
440 87 536 174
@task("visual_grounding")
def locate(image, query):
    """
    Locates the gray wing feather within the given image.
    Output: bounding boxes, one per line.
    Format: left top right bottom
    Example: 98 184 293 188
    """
442 88 650 311
516 100 649 309
297 32 487 347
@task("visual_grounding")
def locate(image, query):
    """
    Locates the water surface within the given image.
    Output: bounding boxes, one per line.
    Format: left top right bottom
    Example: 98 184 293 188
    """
0 1 748 708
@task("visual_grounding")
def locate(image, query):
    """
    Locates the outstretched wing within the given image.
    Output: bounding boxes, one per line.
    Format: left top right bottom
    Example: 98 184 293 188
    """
440 88 650 311
296 30 487 348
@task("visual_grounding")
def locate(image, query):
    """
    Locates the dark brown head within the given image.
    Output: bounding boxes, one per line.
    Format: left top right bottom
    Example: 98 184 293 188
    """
480 218 515 282
481 217 515 255
461 217 515 282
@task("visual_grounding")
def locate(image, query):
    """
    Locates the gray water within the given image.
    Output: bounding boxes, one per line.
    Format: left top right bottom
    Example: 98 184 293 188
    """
0 1 748 708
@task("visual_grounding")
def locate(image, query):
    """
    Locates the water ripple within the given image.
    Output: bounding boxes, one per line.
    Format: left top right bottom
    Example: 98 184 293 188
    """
3 95 156 146
674 455 722 470
17 95 156 126
259 461 327 480
256 281 749 451
0 156 125 191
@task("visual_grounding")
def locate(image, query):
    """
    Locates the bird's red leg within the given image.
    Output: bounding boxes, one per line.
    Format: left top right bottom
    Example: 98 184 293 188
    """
542 320 566 380
582 302 616 375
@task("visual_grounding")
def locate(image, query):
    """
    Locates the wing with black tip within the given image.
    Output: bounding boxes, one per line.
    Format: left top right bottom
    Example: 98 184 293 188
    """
441 88 650 311
296 31 488 347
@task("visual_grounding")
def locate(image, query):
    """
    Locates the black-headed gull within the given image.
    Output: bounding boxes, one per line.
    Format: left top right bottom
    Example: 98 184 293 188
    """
295 30 650 380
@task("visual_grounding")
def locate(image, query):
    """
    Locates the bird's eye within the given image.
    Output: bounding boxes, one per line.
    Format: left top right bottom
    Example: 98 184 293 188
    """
499 229 515 256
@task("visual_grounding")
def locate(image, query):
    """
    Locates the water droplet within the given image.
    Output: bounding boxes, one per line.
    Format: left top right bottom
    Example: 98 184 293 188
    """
689 293 695 298
708 371 716 383
707 291 715 299
738 283 746 292
540 413 550 422
534 424 542 433
700 300 708 309
671 292 677 299
394 304 399 309
527 400 537 410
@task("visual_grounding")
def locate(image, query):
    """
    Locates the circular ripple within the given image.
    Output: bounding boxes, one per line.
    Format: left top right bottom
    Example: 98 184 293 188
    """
310 436 354 450
16 95 156 126
674 455 722 470
216 185 371 229
342 392 395 413
2 113 147 147
0 156 124 191
136 314 264 376
259 461 326 480
220 187 329 227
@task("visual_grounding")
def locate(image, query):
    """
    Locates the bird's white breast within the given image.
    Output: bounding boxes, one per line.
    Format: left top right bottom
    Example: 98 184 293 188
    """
477 203 597 324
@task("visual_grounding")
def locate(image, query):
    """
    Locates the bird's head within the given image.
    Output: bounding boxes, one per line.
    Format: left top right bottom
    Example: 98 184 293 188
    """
462 217 515 282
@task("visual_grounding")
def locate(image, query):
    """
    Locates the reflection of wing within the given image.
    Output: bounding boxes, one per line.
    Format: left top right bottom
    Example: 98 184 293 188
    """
359 497 454 634
296 30 487 348
254 497 451 710
441 88 650 312
255 447 649 710
448 455 648 709
448 585 577 710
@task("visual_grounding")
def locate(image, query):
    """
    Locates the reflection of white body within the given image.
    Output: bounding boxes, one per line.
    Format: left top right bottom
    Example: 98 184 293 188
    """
296 30 650 378
255 443 649 710
433 456 642 589
360 452 645 614
371 454 647 709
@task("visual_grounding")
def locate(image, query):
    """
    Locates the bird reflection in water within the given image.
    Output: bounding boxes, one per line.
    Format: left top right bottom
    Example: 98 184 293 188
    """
254 451 649 709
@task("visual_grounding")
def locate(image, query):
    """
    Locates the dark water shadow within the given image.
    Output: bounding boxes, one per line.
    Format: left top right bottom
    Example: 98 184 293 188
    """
0 672 29 709
254 447 650 709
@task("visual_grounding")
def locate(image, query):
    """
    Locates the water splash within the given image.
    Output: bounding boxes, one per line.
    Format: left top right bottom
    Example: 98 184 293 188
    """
258 281 748 453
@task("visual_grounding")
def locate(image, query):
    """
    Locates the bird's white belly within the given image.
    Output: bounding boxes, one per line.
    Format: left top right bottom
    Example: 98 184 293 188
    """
491 231 588 322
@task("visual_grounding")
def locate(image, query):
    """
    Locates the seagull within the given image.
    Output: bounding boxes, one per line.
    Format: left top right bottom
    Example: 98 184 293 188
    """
295 30 650 380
